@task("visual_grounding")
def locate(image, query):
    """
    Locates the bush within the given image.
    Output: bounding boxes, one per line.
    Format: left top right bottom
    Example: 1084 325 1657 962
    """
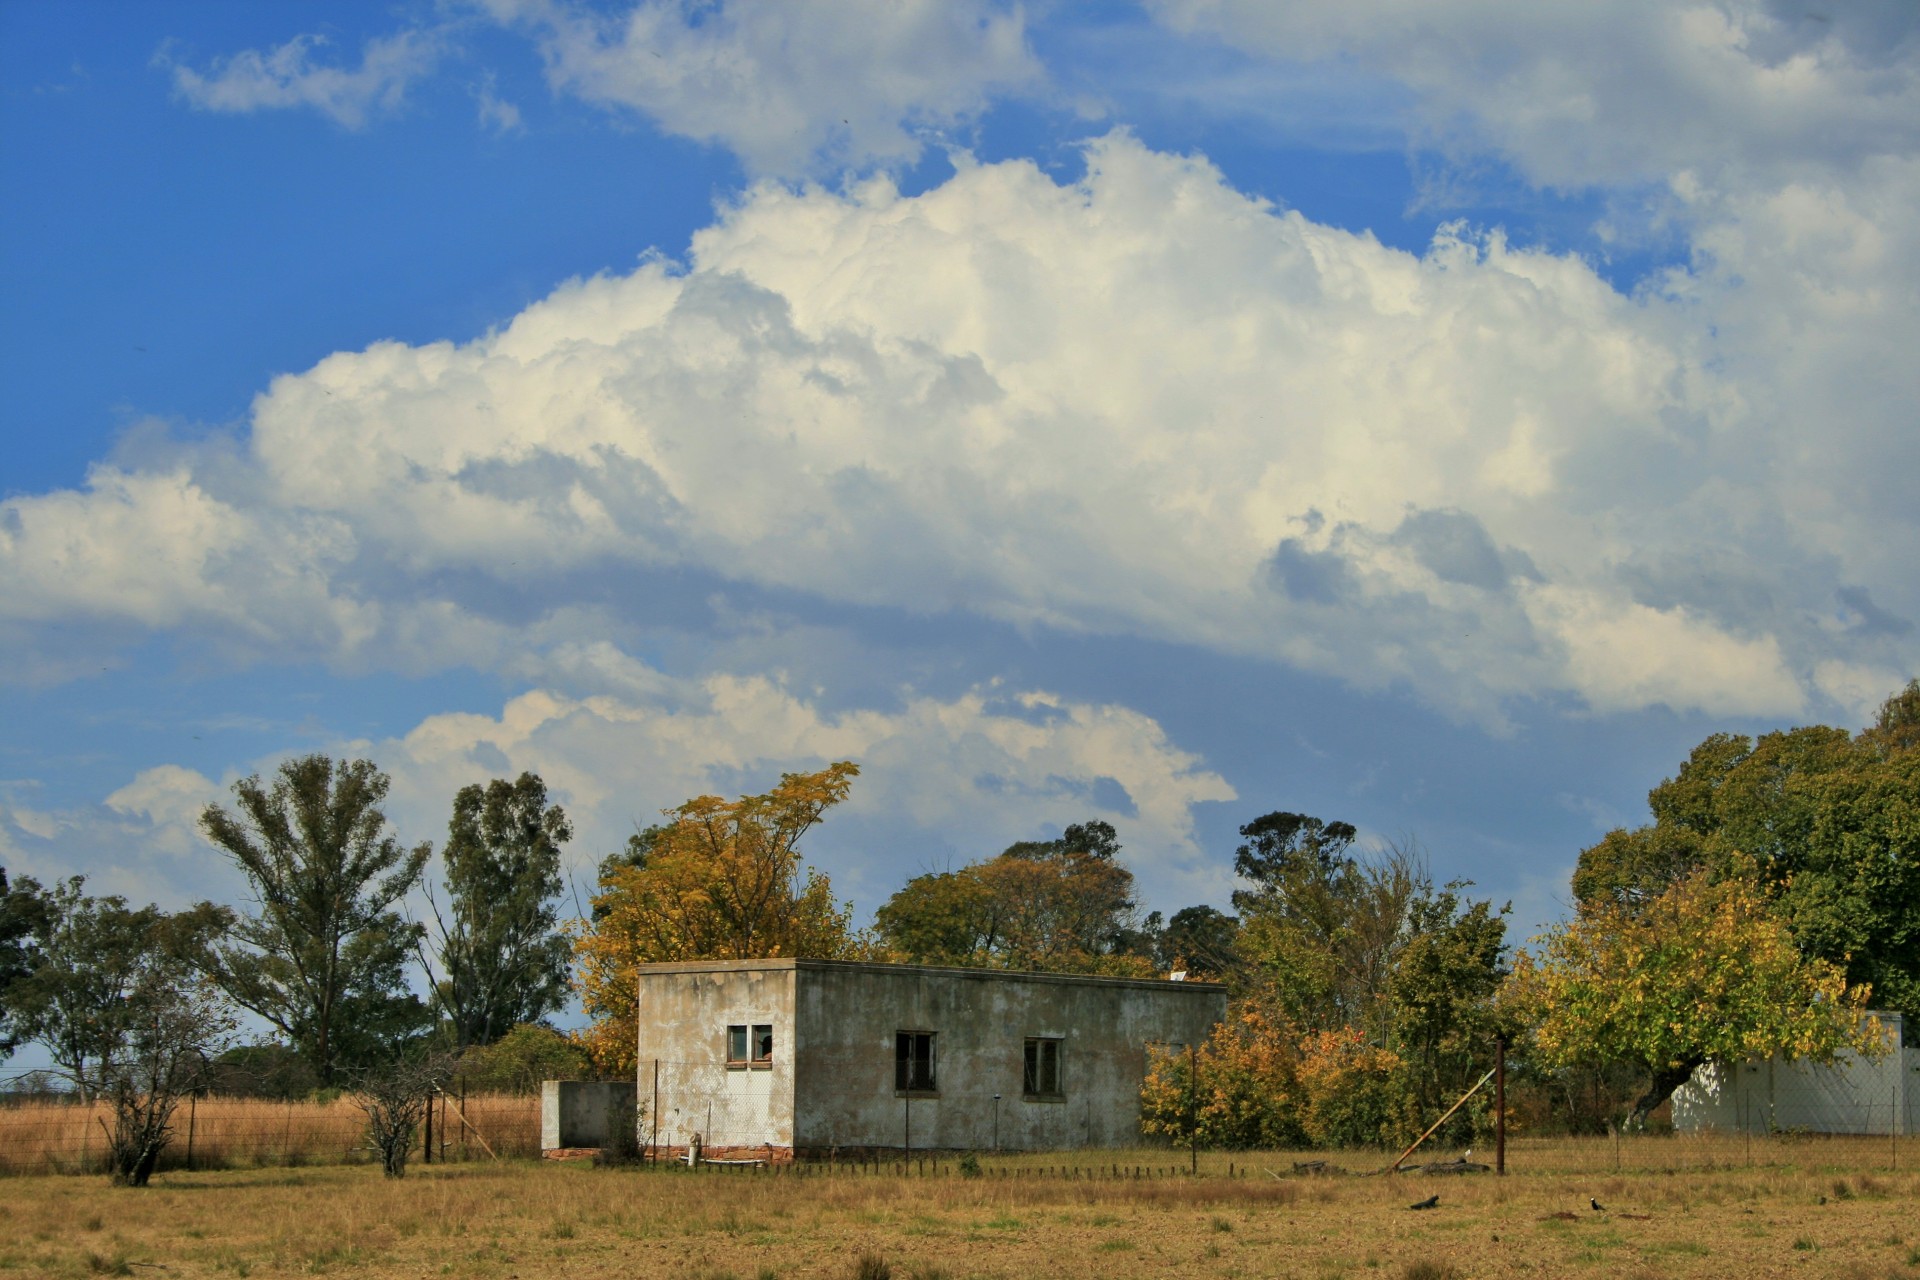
453 1024 593 1094
1141 1009 1307 1149
1296 1029 1420 1149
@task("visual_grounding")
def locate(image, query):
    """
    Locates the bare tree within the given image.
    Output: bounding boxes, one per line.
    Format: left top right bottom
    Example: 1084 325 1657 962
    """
352 1054 452 1178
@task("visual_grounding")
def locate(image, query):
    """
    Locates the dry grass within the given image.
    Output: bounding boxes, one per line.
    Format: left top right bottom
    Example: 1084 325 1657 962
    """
0 1146 1916 1279
0 1093 539 1175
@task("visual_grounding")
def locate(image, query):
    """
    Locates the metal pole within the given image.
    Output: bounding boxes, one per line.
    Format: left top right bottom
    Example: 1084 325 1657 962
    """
904 1093 911 1157
652 1059 660 1166
1494 1036 1505 1177
992 1094 1000 1151
424 1084 432 1164
186 1092 197 1173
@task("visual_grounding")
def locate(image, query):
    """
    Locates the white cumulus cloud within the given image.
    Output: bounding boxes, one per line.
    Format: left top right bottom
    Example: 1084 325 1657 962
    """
3 134 1913 721
486 0 1043 176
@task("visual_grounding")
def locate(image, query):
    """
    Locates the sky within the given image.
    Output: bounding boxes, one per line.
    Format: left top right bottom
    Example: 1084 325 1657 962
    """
3 0 1917 995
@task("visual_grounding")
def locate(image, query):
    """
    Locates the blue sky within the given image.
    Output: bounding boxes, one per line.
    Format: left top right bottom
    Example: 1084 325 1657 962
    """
3 0 1917 990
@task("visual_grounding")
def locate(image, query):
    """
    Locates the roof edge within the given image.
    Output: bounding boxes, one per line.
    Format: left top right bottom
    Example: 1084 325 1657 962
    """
633 957 1227 993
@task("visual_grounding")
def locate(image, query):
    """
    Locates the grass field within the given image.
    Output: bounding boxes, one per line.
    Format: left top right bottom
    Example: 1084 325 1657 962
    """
1 1146 1916 1279
0 1094 540 1174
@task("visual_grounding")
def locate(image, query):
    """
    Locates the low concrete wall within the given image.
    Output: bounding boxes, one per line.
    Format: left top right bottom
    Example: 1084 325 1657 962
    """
1674 1012 1910 1135
541 1080 639 1153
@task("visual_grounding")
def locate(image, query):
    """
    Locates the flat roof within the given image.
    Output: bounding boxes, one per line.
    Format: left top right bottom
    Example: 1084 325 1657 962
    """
634 957 1226 994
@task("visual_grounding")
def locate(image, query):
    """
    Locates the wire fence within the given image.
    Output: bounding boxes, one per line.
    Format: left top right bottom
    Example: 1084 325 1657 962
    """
4 1043 1913 1179
0 1077 539 1177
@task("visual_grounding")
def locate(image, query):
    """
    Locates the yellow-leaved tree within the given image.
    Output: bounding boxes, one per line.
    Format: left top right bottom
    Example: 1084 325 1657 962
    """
1504 863 1882 1129
573 762 861 1072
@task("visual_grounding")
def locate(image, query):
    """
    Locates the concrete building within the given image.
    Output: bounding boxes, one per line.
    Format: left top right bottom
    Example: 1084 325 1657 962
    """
1673 1012 1919 1136
634 958 1226 1158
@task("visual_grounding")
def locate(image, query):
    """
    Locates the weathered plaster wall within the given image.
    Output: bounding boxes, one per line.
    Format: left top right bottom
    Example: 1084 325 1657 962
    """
791 962 1225 1151
635 962 797 1151
540 1080 639 1151
1674 1011 1913 1135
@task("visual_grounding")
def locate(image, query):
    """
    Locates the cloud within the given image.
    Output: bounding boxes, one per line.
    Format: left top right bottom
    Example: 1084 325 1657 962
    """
1 768 229 907
17 664 1223 916
161 29 445 128
1145 0 1920 193
487 0 1043 175
3 134 1913 722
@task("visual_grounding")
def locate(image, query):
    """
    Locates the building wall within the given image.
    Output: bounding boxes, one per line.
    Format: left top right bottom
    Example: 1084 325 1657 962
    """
635 961 797 1153
790 962 1226 1152
1673 1012 1910 1135
540 1080 639 1152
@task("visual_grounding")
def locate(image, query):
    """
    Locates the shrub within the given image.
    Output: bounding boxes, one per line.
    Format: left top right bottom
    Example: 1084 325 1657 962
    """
454 1024 593 1094
1141 1008 1307 1149
1295 1028 1421 1150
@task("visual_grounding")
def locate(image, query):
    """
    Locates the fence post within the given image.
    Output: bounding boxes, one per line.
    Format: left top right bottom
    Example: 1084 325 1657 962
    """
651 1059 660 1166
186 1092 197 1173
1494 1035 1505 1177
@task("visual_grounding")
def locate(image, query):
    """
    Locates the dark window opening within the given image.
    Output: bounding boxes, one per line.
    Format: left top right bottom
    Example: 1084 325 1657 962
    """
753 1024 773 1064
895 1031 936 1092
727 1024 748 1063
1024 1038 1062 1097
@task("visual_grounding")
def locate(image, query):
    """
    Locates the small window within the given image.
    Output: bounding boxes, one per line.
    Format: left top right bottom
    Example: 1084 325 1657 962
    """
752 1024 774 1065
1024 1038 1062 1097
895 1031 936 1092
727 1024 749 1063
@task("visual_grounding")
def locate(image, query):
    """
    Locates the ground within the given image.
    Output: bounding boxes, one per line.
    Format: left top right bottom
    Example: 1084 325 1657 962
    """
1 1150 1915 1279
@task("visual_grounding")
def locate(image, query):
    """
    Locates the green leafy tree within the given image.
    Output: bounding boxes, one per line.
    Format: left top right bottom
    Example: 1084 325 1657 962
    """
1507 865 1880 1128
425 772 574 1049
6 878 218 1100
455 1022 594 1094
874 820 1154 975
1388 881 1509 1127
1233 820 1422 1039
1149 904 1242 981
0 867 47 1059
1570 682 1920 1017
198 755 431 1085
6 877 233 1182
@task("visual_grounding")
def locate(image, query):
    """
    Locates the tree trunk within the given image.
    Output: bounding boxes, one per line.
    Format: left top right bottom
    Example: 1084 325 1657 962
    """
1626 1058 1702 1130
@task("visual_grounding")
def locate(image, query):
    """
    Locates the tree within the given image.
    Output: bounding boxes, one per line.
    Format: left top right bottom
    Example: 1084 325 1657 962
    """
7 878 175 1100
1149 904 1242 981
455 1023 594 1094
1230 812 1358 913
1388 881 1509 1126
575 762 861 1071
1506 865 1881 1128
1570 683 1920 1017
5 876 233 1183
425 772 573 1049
198 755 431 1085
0 867 47 1059
873 820 1154 976
1234 825 1423 1040
98 970 235 1186
353 1053 452 1178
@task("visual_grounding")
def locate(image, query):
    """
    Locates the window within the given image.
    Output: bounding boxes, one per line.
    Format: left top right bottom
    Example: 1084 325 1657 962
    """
1024 1038 1062 1098
895 1031 936 1092
727 1023 775 1067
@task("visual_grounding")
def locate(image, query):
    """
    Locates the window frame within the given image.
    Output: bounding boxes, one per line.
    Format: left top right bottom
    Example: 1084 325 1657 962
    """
894 1029 937 1095
751 1023 774 1067
1023 1036 1064 1100
726 1024 749 1066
